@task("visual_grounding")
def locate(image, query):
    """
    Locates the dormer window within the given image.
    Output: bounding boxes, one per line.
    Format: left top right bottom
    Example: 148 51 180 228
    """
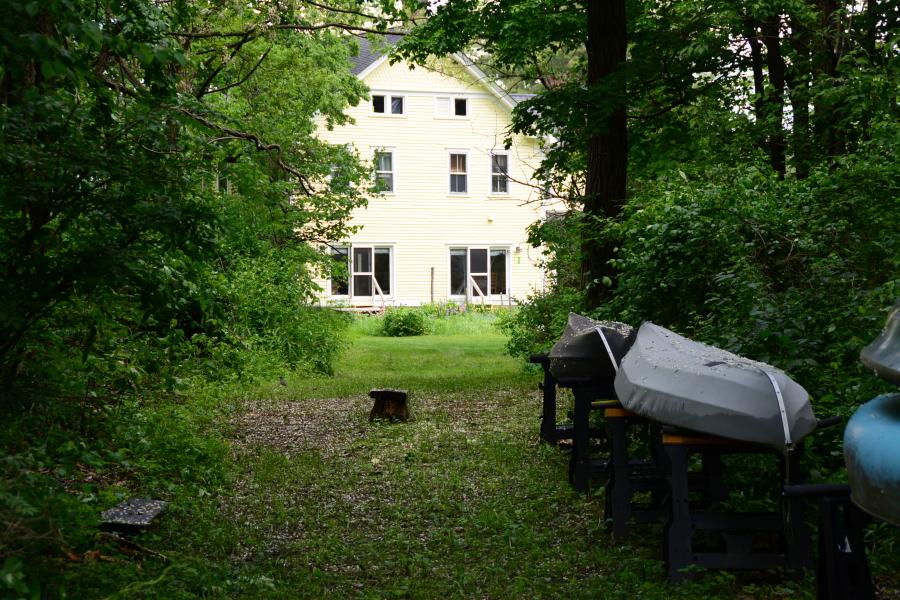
372 94 404 115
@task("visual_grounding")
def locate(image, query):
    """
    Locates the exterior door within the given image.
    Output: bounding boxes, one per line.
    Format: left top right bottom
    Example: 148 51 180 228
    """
351 246 374 305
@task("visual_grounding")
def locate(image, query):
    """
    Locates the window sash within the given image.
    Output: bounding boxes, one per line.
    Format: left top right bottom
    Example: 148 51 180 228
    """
390 97 403 114
454 98 467 116
375 151 394 192
449 153 467 193
372 95 385 113
491 154 509 193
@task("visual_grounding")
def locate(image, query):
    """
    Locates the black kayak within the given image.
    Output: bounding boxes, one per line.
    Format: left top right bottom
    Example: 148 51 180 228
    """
548 313 636 382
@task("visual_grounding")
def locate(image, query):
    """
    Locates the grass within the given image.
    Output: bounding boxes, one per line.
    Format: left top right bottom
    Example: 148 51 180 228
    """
9 312 898 598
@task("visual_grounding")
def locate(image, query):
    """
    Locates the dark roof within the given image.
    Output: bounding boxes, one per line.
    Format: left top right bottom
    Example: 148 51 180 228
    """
350 34 404 75
349 34 524 108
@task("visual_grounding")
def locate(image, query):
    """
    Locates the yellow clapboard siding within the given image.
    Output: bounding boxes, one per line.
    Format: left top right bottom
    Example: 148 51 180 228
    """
314 54 560 306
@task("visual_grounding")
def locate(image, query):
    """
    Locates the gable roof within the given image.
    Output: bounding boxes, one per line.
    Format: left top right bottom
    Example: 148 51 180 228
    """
350 33 404 76
350 34 520 112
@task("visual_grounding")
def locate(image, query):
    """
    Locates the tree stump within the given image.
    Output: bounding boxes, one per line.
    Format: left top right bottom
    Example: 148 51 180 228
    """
368 389 409 422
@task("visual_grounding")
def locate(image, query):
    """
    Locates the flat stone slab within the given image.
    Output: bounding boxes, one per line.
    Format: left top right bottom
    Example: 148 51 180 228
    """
101 498 167 533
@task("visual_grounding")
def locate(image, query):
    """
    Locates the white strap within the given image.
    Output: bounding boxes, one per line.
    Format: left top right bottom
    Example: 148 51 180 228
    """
595 327 619 373
760 368 792 449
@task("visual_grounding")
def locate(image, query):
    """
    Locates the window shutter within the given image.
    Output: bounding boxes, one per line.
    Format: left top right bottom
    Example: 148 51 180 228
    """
434 97 450 118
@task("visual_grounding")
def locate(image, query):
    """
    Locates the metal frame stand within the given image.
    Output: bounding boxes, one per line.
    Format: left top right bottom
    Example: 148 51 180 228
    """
783 483 874 600
529 354 573 444
662 429 811 582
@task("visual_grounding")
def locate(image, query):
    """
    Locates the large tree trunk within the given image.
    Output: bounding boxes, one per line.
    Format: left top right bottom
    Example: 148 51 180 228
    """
761 16 787 178
786 14 812 179
812 0 841 159
582 0 628 310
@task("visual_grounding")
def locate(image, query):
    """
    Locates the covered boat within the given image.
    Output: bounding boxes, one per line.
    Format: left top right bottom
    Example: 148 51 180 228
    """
614 322 817 452
844 393 900 528
548 313 635 381
845 303 900 526
860 302 900 385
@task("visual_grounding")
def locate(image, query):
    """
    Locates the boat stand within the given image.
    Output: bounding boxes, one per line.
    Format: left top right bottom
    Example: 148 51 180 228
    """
662 428 811 582
602 406 667 539
783 483 874 600
529 353 573 444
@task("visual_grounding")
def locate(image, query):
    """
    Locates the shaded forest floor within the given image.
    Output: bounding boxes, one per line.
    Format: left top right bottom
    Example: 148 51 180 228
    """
14 319 900 598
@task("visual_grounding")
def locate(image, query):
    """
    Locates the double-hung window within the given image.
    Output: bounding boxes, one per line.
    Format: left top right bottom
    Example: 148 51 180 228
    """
490 153 509 194
449 153 467 194
374 150 394 192
372 94 404 115
449 247 509 299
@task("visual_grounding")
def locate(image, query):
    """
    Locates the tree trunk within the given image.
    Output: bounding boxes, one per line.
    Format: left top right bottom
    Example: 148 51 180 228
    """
582 0 628 310
786 14 812 179
812 0 841 158
761 16 787 178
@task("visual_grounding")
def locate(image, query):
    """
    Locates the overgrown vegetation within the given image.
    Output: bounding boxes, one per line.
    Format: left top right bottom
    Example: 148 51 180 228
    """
2 0 898 596
381 308 430 337
10 318 895 598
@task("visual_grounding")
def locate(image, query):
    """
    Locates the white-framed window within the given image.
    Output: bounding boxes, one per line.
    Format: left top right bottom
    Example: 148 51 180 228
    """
330 246 349 296
372 94 404 115
490 152 509 194
449 152 468 194
434 96 469 118
374 150 394 193
449 246 509 299
328 245 392 298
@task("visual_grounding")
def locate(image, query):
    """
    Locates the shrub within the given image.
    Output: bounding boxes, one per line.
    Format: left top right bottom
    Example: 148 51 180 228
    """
381 309 430 337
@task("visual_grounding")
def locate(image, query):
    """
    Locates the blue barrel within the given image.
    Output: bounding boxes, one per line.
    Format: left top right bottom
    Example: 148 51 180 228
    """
844 392 900 527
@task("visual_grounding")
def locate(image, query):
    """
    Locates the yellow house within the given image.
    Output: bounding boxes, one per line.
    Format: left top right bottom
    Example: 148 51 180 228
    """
315 35 555 307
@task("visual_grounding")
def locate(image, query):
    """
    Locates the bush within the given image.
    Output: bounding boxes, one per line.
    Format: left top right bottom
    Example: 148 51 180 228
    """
381 309 430 337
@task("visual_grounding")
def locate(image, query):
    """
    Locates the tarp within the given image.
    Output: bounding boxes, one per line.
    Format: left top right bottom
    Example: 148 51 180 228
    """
614 322 817 452
548 313 635 381
860 302 900 386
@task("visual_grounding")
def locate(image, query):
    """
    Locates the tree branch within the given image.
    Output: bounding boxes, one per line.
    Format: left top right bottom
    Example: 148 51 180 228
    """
207 46 272 95
173 106 311 195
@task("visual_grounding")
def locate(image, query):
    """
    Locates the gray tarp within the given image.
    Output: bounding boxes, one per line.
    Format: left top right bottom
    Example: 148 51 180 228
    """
614 322 817 452
860 302 900 386
548 313 635 381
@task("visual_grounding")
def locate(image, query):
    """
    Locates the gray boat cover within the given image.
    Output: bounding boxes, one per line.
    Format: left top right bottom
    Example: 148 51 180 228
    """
615 322 817 452
548 313 636 381
860 302 900 386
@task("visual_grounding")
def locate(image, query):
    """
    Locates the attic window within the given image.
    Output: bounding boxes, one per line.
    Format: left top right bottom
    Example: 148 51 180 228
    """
373 94 404 115
435 96 469 118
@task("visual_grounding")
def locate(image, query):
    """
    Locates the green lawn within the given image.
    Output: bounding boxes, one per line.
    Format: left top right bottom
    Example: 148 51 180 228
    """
43 316 845 598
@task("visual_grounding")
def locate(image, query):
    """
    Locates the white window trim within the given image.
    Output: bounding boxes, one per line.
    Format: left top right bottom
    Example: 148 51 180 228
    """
447 150 469 195
446 245 512 302
374 148 396 194
434 95 470 119
489 151 510 196
328 244 395 300
371 93 406 117
328 245 350 298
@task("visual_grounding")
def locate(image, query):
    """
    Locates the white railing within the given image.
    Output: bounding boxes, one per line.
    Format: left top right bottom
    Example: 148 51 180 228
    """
372 275 387 310
467 275 487 306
